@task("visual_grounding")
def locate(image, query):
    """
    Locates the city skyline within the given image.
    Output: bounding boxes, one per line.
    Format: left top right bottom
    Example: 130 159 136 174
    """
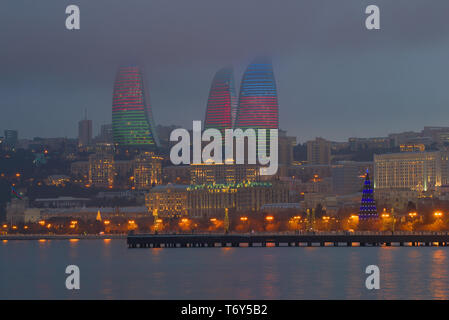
4 0 449 303
2 1 449 142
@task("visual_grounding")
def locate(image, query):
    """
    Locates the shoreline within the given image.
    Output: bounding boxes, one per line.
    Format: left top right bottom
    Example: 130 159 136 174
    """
0 234 127 240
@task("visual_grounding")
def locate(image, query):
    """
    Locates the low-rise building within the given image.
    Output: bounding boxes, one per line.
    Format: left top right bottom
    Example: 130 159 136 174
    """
6 198 41 224
374 189 419 212
33 197 90 208
40 206 149 221
187 181 290 218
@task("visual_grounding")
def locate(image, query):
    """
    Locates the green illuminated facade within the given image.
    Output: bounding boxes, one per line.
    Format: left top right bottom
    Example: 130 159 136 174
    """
112 66 159 149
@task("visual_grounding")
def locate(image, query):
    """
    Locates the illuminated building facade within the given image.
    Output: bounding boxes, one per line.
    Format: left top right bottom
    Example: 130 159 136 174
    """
234 59 279 158
88 152 114 188
189 164 260 185
235 60 279 131
440 150 449 185
145 182 290 219
133 152 163 189
187 182 289 218
112 65 159 149
145 184 188 218
46 175 71 187
374 151 442 192
400 144 425 152
204 67 237 134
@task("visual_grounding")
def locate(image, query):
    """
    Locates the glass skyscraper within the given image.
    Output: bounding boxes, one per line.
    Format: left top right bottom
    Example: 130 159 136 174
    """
235 59 279 131
112 65 159 149
204 67 237 134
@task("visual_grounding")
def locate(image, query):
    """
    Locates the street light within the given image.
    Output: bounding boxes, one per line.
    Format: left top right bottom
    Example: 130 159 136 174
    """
408 212 417 218
290 216 301 233
408 212 418 232
128 220 137 230
434 211 443 218
322 216 330 231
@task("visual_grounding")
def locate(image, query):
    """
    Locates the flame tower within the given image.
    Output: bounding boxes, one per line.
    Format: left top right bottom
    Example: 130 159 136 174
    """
112 65 159 149
235 60 279 130
204 67 237 134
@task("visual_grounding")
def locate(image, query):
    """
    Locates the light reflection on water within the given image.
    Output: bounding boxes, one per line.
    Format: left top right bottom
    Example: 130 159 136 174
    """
1 240 449 299
430 249 448 300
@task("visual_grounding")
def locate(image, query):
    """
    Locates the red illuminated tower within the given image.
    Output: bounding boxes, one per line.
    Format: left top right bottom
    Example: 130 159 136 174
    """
204 67 237 135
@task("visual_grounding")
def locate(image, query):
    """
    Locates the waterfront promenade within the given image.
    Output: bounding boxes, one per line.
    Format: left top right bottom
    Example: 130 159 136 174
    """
0 234 126 240
128 231 449 248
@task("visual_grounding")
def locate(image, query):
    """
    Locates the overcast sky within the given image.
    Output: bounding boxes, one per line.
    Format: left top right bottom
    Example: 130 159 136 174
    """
1 0 449 142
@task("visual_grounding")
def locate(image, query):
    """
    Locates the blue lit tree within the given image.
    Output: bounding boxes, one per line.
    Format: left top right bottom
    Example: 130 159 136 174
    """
358 170 378 220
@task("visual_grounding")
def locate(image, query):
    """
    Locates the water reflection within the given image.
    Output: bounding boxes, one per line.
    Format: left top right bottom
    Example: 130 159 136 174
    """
1 241 449 299
261 251 279 299
404 249 424 299
377 247 398 300
430 249 448 300
345 250 363 299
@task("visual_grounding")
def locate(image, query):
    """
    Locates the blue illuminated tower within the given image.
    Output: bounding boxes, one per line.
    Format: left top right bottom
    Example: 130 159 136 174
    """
235 59 279 130
235 59 279 157
358 170 378 220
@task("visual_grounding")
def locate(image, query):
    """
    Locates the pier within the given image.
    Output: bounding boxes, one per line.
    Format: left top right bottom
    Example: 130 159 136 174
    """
127 232 449 248
0 234 126 241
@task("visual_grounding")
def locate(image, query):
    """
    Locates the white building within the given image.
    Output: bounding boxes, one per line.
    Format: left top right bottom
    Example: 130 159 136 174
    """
374 151 442 192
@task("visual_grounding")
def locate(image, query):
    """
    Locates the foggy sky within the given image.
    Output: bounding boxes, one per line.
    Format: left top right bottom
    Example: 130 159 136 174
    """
1 0 449 142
